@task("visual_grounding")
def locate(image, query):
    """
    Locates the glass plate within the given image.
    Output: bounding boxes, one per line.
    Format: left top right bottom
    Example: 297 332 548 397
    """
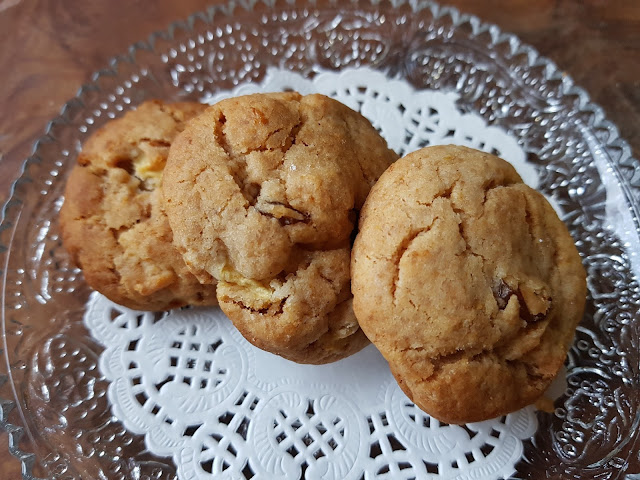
1 0 639 479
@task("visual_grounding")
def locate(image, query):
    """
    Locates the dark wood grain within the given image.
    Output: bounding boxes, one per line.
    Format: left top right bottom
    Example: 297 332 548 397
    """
0 0 639 477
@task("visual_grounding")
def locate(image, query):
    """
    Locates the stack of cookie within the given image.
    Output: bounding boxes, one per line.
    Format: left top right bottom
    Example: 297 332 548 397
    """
61 93 399 364
60 94 586 423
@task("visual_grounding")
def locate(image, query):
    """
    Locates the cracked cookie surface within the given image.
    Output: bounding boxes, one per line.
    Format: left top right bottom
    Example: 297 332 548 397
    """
352 145 586 423
163 92 398 363
60 100 218 311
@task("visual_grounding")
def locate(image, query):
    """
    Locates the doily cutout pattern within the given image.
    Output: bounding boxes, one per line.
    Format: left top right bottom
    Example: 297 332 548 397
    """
83 67 539 480
86 293 537 480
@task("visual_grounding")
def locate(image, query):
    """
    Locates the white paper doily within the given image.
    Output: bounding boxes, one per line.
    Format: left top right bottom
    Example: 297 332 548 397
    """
84 68 540 479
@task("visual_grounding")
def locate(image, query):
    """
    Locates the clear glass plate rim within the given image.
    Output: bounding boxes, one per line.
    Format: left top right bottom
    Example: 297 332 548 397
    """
1 0 639 478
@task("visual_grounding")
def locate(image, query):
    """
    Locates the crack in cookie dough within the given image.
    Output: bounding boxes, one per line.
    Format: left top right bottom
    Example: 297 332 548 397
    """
392 218 439 304
213 112 232 154
164 92 398 363
352 145 586 423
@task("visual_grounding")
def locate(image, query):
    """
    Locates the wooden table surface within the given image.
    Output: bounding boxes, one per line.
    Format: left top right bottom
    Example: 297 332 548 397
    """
0 0 639 478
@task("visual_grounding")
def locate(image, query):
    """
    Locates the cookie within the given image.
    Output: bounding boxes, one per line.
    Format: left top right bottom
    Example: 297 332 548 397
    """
352 145 586 423
163 92 398 363
60 100 218 311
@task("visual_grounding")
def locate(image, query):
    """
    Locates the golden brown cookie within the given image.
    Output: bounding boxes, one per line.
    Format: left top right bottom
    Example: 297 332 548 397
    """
163 92 398 363
59 100 217 311
352 145 586 423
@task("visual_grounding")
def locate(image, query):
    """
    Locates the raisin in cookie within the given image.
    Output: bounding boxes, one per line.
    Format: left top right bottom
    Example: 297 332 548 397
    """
60 100 217 311
352 145 586 423
163 92 398 363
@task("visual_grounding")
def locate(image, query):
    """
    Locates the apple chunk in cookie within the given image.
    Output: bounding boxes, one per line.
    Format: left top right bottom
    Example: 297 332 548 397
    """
162 92 398 363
